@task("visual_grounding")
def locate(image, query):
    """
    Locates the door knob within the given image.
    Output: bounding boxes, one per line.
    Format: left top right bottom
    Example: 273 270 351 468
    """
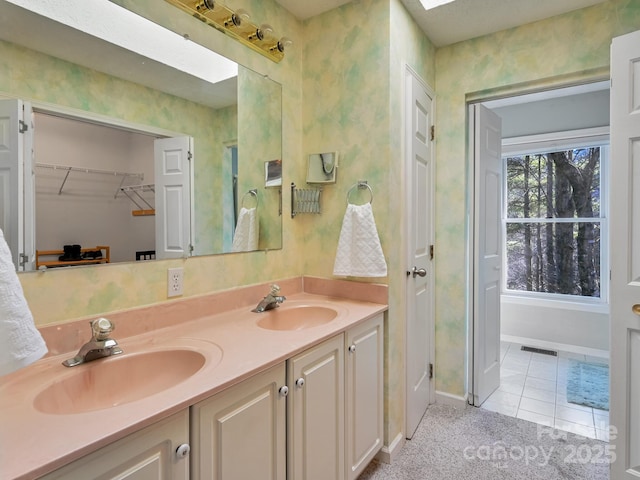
633 304 640 316
408 266 426 278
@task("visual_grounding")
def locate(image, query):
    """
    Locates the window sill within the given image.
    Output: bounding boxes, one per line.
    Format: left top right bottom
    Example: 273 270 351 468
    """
501 293 610 315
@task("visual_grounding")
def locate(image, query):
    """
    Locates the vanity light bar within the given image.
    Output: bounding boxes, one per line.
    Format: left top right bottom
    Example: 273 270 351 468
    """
164 0 291 63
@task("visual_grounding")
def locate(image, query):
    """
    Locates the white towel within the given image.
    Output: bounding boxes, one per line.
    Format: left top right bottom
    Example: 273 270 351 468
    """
333 203 387 277
0 228 47 376
232 207 259 252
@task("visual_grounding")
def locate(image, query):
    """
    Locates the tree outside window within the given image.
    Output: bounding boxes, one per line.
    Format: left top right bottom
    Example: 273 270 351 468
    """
504 145 605 299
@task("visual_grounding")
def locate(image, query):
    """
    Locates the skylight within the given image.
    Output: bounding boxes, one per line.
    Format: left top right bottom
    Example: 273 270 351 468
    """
419 0 456 10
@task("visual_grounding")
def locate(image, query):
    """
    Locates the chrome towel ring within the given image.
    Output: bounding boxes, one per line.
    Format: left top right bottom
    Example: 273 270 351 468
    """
346 181 373 205
241 189 258 208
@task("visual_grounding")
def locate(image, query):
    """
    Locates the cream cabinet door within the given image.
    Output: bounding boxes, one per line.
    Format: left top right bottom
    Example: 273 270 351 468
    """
190 363 286 480
345 314 384 480
288 334 345 480
40 410 190 480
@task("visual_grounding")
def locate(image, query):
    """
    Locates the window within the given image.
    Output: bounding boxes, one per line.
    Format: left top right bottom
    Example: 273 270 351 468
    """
503 130 608 302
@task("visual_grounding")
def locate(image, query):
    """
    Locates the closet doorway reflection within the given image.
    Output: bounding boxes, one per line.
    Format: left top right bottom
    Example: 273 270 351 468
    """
33 111 174 265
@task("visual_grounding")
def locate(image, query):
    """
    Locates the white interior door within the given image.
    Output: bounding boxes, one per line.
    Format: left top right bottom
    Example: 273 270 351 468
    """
22 102 35 271
610 28 640 479
154 136 192 259
0 98 34 271
472 104 502 406
405 68 434 439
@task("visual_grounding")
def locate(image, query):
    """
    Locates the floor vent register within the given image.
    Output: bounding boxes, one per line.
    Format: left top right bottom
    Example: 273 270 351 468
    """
520 345 558 356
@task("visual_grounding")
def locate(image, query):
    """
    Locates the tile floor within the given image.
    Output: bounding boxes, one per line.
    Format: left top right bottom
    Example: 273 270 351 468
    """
481 341 610 441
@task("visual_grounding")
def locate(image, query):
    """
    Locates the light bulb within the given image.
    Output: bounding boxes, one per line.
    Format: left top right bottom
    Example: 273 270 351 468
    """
277 37 293 53
226 8 250 27
194 0 215 12
258 24 274 41
249 24 274 41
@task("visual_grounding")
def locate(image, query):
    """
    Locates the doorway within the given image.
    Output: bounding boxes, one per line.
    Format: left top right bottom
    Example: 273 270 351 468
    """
468 81 611 440
34 112 157 264
404 67 435 440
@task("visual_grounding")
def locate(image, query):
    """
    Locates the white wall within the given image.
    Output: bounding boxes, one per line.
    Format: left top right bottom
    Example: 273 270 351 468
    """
491 87 610 138
501 296 609 354
34 113 155 262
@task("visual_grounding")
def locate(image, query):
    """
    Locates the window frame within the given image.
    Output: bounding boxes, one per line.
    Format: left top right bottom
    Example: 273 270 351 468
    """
501 126 609 305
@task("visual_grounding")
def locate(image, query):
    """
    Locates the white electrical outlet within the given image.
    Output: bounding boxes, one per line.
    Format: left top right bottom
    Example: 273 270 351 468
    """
168 267 184 297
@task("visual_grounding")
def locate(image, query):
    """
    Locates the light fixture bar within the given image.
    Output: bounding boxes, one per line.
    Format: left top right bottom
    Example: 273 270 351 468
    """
164 0 290 63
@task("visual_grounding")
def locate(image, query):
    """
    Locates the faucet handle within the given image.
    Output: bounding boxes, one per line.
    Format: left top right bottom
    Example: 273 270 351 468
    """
269 284 281 295
91 317 115 340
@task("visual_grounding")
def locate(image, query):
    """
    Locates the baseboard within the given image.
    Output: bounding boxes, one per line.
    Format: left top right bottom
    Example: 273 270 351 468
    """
501 334 609 359
435 390 468 408
375 432 405 464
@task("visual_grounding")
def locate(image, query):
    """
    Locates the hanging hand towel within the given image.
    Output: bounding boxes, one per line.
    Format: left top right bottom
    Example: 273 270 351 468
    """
0 228 47 377
333 203 387 277
232 207 259 252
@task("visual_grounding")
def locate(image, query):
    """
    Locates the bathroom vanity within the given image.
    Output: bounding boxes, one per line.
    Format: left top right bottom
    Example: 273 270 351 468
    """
1 277 387 480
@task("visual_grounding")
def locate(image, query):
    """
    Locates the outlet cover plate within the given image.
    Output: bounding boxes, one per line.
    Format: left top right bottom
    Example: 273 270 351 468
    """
168 267 184 297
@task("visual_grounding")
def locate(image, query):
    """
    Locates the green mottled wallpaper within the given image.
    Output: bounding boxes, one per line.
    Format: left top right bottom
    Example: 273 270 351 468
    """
434 0 640 396
301 0 436 446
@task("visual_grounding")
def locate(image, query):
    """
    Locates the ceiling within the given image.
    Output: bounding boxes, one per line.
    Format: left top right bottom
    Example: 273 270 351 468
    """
274 0 609 46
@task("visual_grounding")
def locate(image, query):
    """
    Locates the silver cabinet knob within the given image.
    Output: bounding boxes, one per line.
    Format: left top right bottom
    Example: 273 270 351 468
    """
348 344 356 353
176 443 190 459
295 378 305 388
279 385 289 397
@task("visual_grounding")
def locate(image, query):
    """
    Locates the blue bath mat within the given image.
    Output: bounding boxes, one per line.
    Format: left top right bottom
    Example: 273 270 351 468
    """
566 360 609 411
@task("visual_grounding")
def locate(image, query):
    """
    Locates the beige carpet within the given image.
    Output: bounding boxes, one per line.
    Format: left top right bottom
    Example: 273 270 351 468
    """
359 404 609 480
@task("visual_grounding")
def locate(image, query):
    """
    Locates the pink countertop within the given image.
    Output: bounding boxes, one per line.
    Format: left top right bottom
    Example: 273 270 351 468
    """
0 277 387 480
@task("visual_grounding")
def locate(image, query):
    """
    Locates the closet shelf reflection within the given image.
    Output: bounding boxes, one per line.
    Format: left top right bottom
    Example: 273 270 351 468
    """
35 163 144 196
119 184 155 216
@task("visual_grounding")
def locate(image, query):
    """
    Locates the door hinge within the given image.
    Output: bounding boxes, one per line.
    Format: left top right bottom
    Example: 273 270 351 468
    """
19 120 28 133
429 363 434 379
188 151 193 161
430 245 434 260
430 125 435 141
19 253 28 267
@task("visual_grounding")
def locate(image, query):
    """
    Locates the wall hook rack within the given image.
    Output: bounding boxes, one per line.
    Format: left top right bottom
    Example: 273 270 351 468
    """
291 182 322 218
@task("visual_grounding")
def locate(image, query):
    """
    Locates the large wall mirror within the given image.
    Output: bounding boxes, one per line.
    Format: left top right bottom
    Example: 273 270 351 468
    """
0 0 283 272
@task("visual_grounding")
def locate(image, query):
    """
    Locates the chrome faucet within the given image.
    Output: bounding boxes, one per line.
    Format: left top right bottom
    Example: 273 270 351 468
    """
62 317 123 367
252 284 286 313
